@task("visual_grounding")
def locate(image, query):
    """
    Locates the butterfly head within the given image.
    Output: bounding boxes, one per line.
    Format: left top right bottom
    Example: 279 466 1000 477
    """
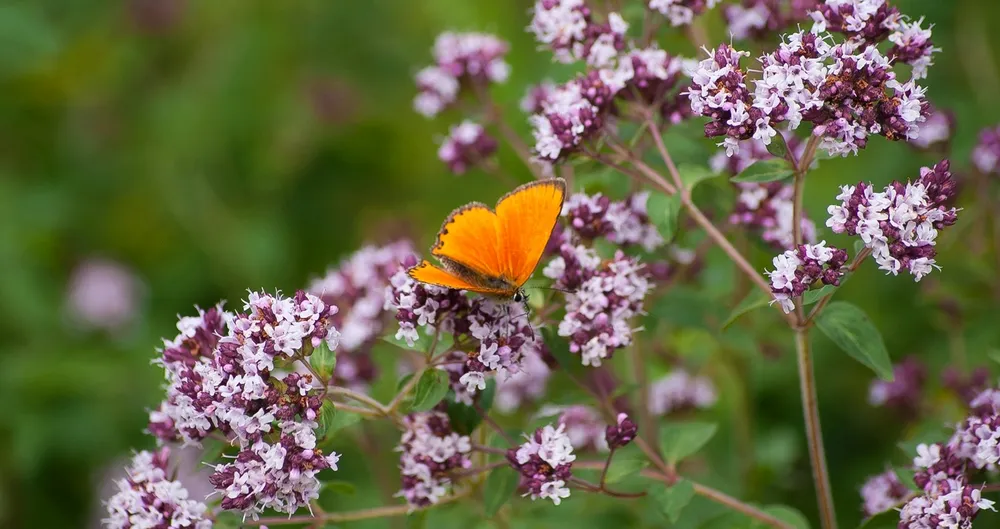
512 288 529 312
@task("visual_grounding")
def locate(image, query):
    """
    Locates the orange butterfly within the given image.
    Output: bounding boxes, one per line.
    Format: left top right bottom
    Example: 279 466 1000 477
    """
408 178 567 304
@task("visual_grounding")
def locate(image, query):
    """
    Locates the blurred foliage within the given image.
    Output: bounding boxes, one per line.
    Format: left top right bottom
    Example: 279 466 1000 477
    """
1 0 1000 528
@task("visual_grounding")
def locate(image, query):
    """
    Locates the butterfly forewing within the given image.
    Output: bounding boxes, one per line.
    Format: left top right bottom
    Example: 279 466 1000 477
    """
430 202 503 280
495 179 566 287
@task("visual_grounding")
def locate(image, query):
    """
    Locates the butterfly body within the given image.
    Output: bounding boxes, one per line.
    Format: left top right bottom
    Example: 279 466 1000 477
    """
408 178 566 303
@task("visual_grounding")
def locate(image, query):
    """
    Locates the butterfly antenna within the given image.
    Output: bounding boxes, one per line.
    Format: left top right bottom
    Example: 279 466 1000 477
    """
529 285 577 295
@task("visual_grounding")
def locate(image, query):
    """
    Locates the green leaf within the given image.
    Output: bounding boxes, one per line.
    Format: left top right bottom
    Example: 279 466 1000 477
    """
721 290 772 330
801 284 838 306
410 368 451 412
731 159 794 183
646 190 682 243
815 301 893 381
482 467 519 517
988 349 1000 365
853 239 867 256
659 421 718 465
317 402 362 439
892 466 920 492
754 505 811 529
765 135 789 159
679 164 718 191
211 511 243 529
406 510 428 529
604 457 648 484
857 508 900 529
445 379 490 436
651 479 696 523
322 480 357 495
0 6 60 77
310 342 337 380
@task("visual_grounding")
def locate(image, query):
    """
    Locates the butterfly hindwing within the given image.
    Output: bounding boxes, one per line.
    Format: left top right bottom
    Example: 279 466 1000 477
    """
430 202 503 279
409 260 486 291
495 179 566 287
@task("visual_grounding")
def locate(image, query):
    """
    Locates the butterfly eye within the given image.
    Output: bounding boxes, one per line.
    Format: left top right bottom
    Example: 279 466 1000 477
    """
512 291 524 303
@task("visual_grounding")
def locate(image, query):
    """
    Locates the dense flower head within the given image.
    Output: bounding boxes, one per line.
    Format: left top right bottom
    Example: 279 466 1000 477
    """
898 478 994 529
521 80 558 114
530 79 606 163
437 120 498 175
649 0 721 27
209 420 341 518
648 369 718 415
148 303 230 443
544 246 652 366
973 125 1000 175
605 413 638 449
859 468 909 516
308 240 414 391
729 180 818 250
507 423 576 505
413 32 510 117
495 344 552 413
868 355 926 416
396 411 472 508
686 44 757 156
907 104 954 151
948 414 1000 471
559 192 664 251
540 404 609 451
529 1 628 67
766 241 848 313
104 448 212 529
724 0 819 41
911 443 965 494
809 0 901 43
384 257 539 398
968 386 1000 418
693 14 933 160
887 17 938 80
826 160 958 281
617 46 686 105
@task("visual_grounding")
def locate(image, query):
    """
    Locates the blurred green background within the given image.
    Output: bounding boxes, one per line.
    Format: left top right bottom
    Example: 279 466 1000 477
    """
2 0 1000 527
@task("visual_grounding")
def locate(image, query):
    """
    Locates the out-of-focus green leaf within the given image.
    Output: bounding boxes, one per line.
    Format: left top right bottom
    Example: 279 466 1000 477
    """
680 164 719 191
731 159 795 183
659 421 718 465
410 368 450 412
311 342 337 380
647 190 682 243
722 290 772 330
605 457 648 484
650 479 695 523
483 467 519 517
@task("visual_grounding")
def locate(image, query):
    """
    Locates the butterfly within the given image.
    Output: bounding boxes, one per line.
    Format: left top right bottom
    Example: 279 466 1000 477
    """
408 178 567 305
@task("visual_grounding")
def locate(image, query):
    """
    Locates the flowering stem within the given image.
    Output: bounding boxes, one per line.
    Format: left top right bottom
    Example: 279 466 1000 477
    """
794 328 837 529
327 386 390 415
638 120 798 326
328 401 383 418
572 462 793 528
599 447 616 488
243 490 470 526
472 444 508 455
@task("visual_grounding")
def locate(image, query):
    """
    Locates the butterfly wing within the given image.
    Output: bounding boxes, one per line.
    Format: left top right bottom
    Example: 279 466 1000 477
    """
407 260 510 294
430 202 503 279
495 178 566 287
